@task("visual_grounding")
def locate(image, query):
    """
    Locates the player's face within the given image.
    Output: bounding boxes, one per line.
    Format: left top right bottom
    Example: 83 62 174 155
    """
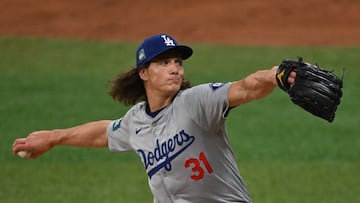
140 57 184 97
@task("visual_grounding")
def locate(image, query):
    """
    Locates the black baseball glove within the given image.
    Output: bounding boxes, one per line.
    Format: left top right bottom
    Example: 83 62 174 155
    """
276 57 344 122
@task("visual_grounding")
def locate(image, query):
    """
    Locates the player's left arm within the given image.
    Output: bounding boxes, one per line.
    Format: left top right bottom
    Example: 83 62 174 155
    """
228 66 295 108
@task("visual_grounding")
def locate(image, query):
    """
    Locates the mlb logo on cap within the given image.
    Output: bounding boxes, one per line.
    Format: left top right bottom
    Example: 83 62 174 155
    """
136 34 193 68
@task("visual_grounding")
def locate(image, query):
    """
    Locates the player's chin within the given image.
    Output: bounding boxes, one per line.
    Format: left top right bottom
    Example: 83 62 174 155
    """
167 79 181 87
164 83 182 93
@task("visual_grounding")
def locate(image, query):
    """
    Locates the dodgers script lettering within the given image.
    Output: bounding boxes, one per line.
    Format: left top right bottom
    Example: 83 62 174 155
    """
137 130 195 179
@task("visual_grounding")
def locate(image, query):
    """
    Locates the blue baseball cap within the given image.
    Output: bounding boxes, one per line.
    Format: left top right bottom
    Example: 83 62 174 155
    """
136 34 193 68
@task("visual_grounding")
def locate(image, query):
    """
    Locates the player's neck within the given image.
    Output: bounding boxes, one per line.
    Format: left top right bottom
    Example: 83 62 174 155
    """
146 92 177 113
146 97 172 113
145 103 166 118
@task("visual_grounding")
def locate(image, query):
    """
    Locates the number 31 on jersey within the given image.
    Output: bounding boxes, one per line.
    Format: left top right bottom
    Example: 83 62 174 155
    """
184 152 213 181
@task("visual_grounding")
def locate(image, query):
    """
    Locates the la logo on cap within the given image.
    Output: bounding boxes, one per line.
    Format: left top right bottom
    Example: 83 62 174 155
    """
161 35 176 46
135 34 193 68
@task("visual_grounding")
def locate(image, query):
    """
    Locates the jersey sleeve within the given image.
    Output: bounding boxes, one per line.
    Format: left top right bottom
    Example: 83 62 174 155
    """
107 117 133 152
183 82 231 130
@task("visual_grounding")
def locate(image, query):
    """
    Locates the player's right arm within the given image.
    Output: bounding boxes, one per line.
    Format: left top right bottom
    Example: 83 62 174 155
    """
12 120 110 159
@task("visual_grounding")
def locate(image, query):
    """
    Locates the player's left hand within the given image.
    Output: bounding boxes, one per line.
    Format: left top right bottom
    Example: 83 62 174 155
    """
287 71 296 85
275 57 343 122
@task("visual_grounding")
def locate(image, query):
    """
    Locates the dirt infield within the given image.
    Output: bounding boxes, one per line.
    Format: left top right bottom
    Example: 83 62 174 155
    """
1 0 359 46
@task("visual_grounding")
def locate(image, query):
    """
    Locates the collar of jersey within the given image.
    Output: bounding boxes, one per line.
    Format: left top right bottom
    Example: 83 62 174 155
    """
145 103 167 118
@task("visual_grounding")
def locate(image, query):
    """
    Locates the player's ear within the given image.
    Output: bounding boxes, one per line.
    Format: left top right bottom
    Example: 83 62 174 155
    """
138 68 148 81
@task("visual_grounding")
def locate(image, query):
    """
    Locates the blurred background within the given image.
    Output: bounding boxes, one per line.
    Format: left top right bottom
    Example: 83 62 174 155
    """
1 0 359 46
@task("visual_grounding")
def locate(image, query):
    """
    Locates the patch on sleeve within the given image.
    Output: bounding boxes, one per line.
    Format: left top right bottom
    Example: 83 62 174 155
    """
209 83 225 91
112 119 122 131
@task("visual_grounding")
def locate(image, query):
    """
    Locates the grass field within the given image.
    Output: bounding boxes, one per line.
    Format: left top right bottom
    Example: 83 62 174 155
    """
1 36 359 203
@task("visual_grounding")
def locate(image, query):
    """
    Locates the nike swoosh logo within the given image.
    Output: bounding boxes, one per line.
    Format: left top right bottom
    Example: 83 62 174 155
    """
135 128 142 134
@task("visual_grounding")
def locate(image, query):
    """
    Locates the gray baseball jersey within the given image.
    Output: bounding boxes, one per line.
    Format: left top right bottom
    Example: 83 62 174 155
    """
107 82 251 203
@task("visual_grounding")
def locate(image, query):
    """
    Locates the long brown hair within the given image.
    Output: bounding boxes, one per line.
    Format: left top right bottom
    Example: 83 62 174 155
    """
108 66 191 106
108 67 145 106
109 49 192 105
